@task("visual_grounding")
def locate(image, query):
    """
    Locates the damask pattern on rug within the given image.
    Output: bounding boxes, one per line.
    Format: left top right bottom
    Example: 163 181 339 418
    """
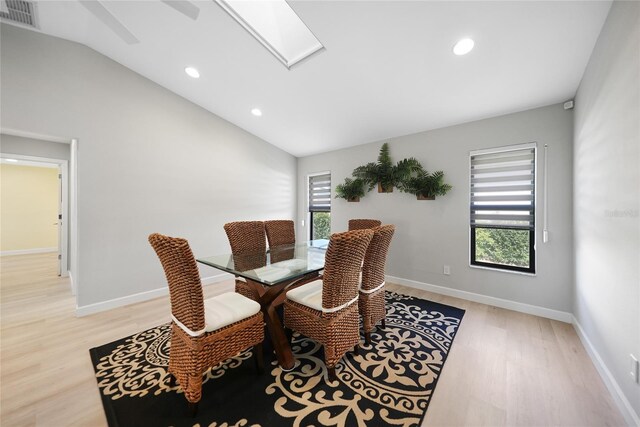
90 292 464 427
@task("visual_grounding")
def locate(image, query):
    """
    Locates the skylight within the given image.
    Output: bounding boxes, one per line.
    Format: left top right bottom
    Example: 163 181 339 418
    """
215 0 324 69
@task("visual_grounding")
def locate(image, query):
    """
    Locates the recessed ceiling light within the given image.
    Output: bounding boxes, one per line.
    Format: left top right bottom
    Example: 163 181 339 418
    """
453 38 475 56
184 67 200 78
5 159 18 162
251 108 262 117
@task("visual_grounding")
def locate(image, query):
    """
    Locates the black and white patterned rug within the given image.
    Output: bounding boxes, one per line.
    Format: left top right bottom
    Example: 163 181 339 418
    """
90 291 465 427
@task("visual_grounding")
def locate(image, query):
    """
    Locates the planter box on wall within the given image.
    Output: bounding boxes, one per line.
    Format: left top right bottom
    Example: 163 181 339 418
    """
377 183 393 193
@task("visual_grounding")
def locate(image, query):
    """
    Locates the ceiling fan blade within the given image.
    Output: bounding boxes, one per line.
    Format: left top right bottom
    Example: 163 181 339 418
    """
162 0 200 20
78 0 139 45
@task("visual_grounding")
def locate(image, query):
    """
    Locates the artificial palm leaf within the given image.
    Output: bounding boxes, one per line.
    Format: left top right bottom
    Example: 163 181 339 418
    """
398 168 452 199
335 178 366 201
352 143 422 192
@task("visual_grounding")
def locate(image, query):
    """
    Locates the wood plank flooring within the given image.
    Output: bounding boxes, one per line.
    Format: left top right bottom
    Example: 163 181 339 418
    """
0 253 626 426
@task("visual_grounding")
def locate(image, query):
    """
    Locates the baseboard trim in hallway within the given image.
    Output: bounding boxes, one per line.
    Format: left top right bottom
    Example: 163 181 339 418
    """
1 247 57 256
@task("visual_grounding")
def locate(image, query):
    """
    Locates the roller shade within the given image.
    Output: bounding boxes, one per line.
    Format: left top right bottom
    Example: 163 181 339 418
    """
309 173 331 212
470 144 536 230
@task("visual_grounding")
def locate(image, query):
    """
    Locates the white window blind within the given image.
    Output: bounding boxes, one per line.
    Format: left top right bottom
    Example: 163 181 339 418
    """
309 173 331 212
470 143 536 230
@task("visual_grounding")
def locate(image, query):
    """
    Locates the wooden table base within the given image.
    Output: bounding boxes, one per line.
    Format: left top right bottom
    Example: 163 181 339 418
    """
247 273 319 370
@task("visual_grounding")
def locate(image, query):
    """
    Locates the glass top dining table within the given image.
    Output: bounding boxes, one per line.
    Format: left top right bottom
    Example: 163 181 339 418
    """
196 239 329 286
196 239 329 371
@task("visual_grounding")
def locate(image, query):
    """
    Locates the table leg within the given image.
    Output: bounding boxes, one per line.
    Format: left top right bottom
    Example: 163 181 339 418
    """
247 274 318 371
247 280 295 370
264 304 296 370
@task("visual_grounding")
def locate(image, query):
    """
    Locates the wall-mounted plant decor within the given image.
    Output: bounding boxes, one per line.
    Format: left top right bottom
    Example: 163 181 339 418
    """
398 169 452 200
352 143 422 193
335 177 366 202
343 142 451 201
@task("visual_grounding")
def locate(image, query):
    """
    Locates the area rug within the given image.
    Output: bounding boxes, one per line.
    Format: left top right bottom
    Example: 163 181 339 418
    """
90 291 465 427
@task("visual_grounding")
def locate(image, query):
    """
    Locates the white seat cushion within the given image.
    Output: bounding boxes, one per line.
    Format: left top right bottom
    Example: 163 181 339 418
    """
271 258 307 271
286 279 323 311
203 292 261 332
252 265 291 282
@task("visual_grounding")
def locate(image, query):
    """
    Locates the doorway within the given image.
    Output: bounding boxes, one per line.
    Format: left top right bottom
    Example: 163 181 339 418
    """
0 154 69 277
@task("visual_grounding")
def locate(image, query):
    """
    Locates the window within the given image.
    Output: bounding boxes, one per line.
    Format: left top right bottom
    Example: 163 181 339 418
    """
308 172 331 240
470 143 536 274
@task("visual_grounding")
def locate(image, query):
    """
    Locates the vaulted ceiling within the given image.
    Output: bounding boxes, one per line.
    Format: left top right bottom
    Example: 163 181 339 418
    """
7 1 611 156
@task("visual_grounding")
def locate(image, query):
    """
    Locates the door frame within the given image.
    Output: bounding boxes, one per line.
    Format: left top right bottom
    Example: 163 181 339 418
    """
0 128 79 298
0 153 69 277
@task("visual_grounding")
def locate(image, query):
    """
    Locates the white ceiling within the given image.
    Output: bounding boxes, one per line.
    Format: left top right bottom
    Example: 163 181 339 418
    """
15 1 611 157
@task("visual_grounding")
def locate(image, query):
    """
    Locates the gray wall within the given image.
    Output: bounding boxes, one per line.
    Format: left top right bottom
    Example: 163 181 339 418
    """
573 0 640 420
1 134 71 160
298 103 574 313
0 24 297 309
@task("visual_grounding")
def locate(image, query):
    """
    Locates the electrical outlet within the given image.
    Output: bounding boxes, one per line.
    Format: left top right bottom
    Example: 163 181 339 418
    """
631 354 639 383
443 265 450 275
301 219 305 227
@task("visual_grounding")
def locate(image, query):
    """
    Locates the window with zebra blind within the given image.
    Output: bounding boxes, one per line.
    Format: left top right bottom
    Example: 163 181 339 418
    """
308 172 331 240
470 143 536 274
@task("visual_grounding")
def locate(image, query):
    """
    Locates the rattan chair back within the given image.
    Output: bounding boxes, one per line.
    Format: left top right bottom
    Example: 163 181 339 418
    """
265 220 295 247
361 225 395 291
224 221 267 302
348 218 382 231
322 229 374 309
148 233 205 333
224 221 266 254
224 221 267 271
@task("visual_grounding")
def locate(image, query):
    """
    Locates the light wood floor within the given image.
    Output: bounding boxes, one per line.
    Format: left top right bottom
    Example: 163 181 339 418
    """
0 253 626 426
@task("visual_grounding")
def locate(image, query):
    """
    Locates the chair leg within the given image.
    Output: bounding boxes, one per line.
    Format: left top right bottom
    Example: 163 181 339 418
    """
188 402 198 417
327 366 337 382
353 344 360 355
364 331 371 346
254 344 264 374
381 318 386 329
284 327 293 344
168 373 176 387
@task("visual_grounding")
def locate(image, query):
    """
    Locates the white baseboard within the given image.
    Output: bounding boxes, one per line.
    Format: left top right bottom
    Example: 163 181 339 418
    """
75 272 233 317
386 274 573 323
75 287 168 317
572 317 640 427
201 272 234 286
0 247 57 256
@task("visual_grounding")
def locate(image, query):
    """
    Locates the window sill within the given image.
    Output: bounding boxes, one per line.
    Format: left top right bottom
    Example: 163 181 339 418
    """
469 263 536 277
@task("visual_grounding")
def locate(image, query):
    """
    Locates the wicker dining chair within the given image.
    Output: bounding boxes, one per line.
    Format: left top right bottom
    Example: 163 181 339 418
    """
224 221 266 301
284 229 374 382
265 220 296 264
265 220 295 247
148 233 264 416
348 218 382 230
358 225 395 345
